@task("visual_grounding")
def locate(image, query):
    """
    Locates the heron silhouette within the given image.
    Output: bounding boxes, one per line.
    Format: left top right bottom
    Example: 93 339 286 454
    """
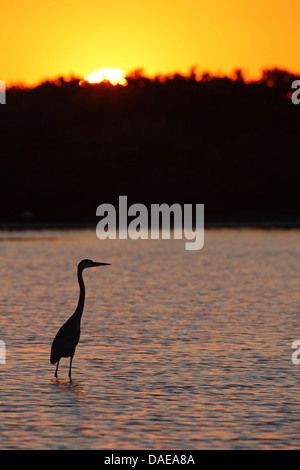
50 259 110 380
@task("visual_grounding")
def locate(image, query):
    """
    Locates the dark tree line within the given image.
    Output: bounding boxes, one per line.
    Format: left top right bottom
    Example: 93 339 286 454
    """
0 68 299 225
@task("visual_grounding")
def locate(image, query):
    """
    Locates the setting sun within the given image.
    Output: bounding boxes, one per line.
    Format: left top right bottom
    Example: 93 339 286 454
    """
84 68 127 86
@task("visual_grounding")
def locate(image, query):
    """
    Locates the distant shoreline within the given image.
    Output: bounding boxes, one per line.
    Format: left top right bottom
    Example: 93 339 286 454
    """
0 219 300 230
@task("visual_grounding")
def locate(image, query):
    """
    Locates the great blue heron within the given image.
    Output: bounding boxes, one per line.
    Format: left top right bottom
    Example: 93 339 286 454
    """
50 259 110 380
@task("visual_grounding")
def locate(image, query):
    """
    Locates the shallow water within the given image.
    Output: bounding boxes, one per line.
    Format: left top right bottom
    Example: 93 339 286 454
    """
0 228 299 449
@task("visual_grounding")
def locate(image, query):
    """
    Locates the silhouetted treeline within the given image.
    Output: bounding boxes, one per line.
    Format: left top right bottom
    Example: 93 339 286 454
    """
0 68 299 225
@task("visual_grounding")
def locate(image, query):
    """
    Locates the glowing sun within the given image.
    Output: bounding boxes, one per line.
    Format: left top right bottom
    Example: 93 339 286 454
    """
84 68 127 86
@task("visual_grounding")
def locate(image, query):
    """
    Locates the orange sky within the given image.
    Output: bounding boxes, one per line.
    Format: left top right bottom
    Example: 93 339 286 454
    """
2 0 300 86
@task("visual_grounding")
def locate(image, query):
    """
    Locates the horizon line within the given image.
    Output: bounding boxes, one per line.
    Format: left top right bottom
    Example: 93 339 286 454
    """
3 65 300 90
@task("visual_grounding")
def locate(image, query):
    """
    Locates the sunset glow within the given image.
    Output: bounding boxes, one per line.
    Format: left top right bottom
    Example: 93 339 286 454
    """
85 68 127 86
1 0 300 86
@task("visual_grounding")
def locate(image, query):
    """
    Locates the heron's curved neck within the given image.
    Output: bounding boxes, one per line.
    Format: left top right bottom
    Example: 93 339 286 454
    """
74 267 85 322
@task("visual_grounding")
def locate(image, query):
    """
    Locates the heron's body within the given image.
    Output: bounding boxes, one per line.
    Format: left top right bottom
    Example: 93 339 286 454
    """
50 259 110 380
50 315 81 364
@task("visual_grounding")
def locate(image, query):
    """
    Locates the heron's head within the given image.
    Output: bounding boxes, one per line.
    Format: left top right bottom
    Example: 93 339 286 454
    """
78 259 111 270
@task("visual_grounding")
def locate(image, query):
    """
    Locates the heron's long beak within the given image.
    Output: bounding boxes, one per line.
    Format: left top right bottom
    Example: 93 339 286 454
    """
93 262 111 267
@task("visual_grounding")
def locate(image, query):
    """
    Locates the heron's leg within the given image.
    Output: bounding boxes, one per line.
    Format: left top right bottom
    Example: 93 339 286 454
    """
68 355 73 381
54 360 60 378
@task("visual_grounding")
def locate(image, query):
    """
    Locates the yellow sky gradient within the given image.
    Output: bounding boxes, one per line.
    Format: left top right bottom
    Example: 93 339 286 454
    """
2 0 300 86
